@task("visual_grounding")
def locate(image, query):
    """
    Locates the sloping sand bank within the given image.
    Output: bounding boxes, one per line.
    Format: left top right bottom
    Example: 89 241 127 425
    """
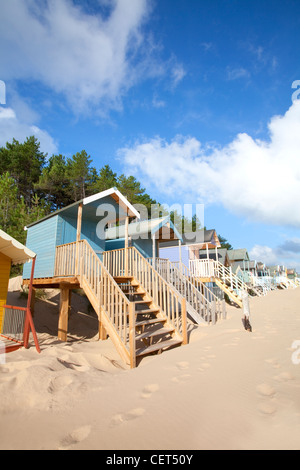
0 287 299 450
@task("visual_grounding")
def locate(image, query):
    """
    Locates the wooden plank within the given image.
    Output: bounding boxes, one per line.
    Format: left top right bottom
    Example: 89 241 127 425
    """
136 338 182 357
135 318 166 328
135 326 175 342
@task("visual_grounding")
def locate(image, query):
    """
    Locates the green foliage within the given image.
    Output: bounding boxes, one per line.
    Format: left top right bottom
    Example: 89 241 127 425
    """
218 234 233 250
66 150 93 201
36 154 71 209
0 135 233 251
0 136 46 207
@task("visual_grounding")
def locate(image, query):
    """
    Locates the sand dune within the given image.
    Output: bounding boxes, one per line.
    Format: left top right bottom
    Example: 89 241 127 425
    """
0 286 299 450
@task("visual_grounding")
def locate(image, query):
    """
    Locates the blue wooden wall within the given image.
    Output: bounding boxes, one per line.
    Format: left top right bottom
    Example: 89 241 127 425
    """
23 216 59 279
23 211 107 279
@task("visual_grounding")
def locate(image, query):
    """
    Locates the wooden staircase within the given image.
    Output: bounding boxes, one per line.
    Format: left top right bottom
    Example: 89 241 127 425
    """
54 241 187 368
189 259 256 308
152 258 226 324
114 276 183 360
214 277 243 308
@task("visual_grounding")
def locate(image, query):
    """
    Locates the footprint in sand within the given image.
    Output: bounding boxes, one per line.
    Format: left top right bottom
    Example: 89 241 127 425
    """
256 384 277 416
59 425 91 449
258 402 277 415
48 375 73 394
176 361 189 370
171 374 191 383
265 358 281 369
111 408 145 426
256 383 276 397
198 362 211 372
273 371 295 382
141 384 160 399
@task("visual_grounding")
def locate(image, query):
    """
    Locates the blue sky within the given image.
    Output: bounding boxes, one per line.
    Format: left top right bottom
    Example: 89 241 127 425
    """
1 0 300 269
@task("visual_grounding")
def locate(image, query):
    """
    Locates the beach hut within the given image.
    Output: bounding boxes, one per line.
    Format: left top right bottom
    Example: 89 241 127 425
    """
22 189 188 367
0 229 40 353
105 216 183 265
23 188 140 280
160 229 222 268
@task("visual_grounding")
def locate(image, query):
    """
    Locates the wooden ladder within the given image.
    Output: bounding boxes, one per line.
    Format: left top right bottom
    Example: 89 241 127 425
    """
114 276 183 360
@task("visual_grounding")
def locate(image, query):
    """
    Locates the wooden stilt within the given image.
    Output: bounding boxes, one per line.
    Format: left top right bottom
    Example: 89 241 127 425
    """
99 319 107 340
58 284 70 342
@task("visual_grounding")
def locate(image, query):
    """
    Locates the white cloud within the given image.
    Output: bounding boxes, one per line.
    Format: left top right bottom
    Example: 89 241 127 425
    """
249 245 279 266
120 100 300 227
0 0 182 115
226 67 250 81
0 106 58 156
250 240 300 271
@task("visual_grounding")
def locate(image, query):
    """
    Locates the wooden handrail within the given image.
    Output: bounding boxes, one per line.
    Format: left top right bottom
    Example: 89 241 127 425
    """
189 259 250 294
152 257 225 324
103 247 188 344
55 241 134 366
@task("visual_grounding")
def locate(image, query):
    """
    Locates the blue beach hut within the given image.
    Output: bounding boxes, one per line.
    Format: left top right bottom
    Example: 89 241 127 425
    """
23 188 140 280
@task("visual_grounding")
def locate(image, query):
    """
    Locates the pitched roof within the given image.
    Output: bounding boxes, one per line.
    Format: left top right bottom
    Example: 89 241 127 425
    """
227 248 250 261
0 229 36 265
26 188 140 228
160 229 220 248
105 217 182 241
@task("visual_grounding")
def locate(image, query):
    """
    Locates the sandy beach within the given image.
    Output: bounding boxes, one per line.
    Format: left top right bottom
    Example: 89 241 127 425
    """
0 284 299 450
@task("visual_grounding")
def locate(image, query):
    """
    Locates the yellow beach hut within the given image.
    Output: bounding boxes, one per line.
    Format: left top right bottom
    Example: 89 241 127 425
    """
0 229 40 353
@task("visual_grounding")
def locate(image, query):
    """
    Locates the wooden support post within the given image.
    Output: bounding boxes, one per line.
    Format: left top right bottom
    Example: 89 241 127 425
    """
99 312 108 341
75 203 83 276
58 284 70 342
30 288 36 318
179 240 182 273
152 234 156 270
76 203 83 242
125 215 129 276
181 298 188 345
26 257 36 313
129 302 136 369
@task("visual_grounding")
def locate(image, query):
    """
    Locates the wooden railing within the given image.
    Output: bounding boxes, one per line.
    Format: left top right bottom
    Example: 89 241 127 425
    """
189 259 249 295
151 258 226 324
103 247 187 344
55 241 135 367
189 259 215 278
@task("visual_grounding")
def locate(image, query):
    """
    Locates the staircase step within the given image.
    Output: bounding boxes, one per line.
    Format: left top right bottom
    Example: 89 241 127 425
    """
135 318 166 328
135 326 175 342
136 338 182 357
132 300 152 305
134 308 160 315
114 276 134 283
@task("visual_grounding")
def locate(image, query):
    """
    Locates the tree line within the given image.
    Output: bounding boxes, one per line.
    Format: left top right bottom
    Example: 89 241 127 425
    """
0 136 232 249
